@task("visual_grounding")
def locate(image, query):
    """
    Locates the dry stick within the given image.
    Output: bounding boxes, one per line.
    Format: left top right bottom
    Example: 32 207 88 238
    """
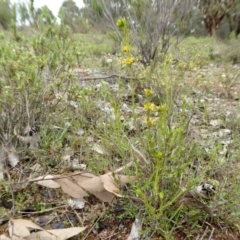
113 161 133 173
78 74 140 82
73 209 84 226
198 226 209 240
207 228 215 240
123 131 150 165
16 168 131 185
81 205 112 240
18 205 67 215
128 141 150 164
82 216 101 240
27 172 91 183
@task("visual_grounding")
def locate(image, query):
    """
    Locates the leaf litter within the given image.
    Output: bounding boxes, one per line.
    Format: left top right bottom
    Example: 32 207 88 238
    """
5 218 86 240
1 63 239 239
30 170 136 203
0 167 135 239
127 218 142 240
0 143 19 180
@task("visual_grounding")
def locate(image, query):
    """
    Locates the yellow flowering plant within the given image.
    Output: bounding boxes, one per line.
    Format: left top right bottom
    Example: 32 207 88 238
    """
144 88 153 97
116 18 135 69
156 104 166 113
120 56 135 67
144 102 156 112
146 117 156 127
122 45 131 53
116 17 127 30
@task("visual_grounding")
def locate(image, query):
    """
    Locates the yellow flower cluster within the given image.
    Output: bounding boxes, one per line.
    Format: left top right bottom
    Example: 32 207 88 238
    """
156 104 166 113
123 45 131 53
116 17 127 29
144 88 153 97
144 102 156 111
143 98 166 127
120 56 135 67
145 117 156 127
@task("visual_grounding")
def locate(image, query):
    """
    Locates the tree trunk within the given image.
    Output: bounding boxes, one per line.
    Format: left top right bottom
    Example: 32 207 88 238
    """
201 0 235 37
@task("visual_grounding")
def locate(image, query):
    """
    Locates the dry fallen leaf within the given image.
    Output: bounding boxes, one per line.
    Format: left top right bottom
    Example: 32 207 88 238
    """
54 178 89 202
8 218 86 240
6 150 19 168
0 235 11 240
91 143 105 154
127 218 142 240
26 226 87 240
9 219 43 239
72 173 116 203
91 190 116 203
73 173 104 192
100 173 136 197
118 175 136 186
30 170 136 204
100 173 121 196
0 143 20 180
73 172 135 202
30 175 60 188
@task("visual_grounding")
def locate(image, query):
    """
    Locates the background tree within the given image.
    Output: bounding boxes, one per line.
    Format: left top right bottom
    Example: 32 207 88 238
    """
226 0 240 37
17 1 30 26
58 0 82 32
200 0 235 36
81 0 104 26
36 5 55 25
84 0 196 67
27 0 38 27
176 1 204 37
0 0 12 30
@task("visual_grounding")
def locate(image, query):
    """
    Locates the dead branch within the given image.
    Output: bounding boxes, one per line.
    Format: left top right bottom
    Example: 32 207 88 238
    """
77 74 140 82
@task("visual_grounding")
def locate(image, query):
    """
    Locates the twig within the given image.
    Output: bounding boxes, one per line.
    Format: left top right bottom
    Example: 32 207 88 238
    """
11 172 90 185
78 74 139 82
123 131 150 165
113 161 133 173
198 226 208 240
82 217 100 240
128 142 150 164
18 205 67 215
73 209 84 226
208 228 215 240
